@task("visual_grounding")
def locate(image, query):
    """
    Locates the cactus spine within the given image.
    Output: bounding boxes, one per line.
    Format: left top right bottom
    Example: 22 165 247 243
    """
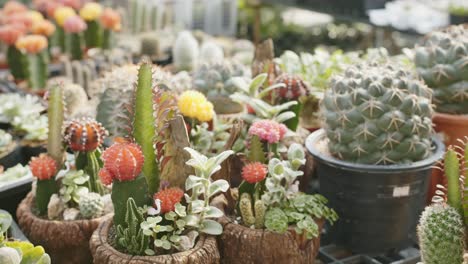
132 62 159 195
47 85 65 167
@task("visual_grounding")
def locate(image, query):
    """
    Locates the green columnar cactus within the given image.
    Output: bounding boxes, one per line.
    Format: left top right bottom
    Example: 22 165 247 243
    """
79 192 104 219
446 148 463 213
414 25 468 114
240 193 255 226
322 63 434 165
418 203 465 264
47 85 64 167
25 51 48 90
66 33 83 60
56 26 66 53
254 199 266 229
116 198 150 255
102 29 112 50
7 46 25 80
131 63 159 195
84 21 101 48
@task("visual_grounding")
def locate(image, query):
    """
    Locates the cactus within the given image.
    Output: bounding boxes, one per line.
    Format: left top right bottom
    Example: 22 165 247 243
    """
66 33 84 60
25 51 48 90
115 198 149 255
414 25 468 114
193 61 247 114
240 193 255 227
418 203 465 264
140 33 161 58
83 20 101 48
199 41 224 64
322 63 434 165
79 192 104 219
7 46 25 80
0 130 13 155
62 83 88 118
47 85 65 167
29 154 58 215
173 31 199 72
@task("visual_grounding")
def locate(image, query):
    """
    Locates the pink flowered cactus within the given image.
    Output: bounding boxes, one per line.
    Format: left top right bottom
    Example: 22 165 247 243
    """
248 120 287 144
63 15 86 33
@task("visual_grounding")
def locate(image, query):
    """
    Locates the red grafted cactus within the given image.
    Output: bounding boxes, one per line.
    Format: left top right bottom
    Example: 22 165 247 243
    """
242 162 268 184
154 187 184 213
274 73 309 100
100 142 144 183
64 117 108 152
29 154 57 180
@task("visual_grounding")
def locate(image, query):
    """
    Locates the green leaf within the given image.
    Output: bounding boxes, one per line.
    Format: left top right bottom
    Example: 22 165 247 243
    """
0 210 12 234
249 74 268 95
175 203 187 217
209 180 229 197
200 219 223 235
205 206 224 218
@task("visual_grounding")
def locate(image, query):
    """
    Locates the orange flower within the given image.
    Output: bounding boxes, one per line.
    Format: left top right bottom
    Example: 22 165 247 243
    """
32 20 56 37
100 8 121 31
15 35 48 54
3 1 28 16
0 25 24 46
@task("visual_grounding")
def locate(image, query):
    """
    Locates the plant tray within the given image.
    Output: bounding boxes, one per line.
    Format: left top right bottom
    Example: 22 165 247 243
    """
317 244 420 264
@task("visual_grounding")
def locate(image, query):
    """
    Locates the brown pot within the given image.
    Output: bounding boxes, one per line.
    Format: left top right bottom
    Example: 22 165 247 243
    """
433 112 468 149
16 192 111 264
90 218 221 264
218 215 323 264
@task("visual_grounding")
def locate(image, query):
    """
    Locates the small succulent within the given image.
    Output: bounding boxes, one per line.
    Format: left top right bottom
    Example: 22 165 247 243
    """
59 170 90 205
12 115 48 142
79 192 104 219
0 130 13 155
0 164 32 188
190 120 231 157
193 61 247 97
0 94 45 124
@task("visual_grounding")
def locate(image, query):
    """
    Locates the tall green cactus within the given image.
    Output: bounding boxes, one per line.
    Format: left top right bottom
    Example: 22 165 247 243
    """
47 85 64 167
446 148 462 213
84 21 101 48
7 46 25 80
239 192 266 229
66 33 83 60
131 62 159 195
25 51 48 90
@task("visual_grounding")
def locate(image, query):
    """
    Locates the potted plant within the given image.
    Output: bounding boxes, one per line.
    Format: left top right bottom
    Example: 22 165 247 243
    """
214 117 337 263
0 209 51 264
16 85 112 264
306 62 445 254
417 139 468 264
0 129 21 170
413 25 468 150
449 4 468 25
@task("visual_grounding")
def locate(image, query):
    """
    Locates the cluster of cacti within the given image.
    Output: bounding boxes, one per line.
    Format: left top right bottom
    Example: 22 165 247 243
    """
414 25 468 114
128 0 162 34
79 192 104 219
418 141 468 264
322 62 434 165
173 31 199 72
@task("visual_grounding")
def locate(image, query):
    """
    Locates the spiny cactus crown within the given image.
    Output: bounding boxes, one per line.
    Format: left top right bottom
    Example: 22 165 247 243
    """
414 25 468 114
322 62 434 165
418 203 465 264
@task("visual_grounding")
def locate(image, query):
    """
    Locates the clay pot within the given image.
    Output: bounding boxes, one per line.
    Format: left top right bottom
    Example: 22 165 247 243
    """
16 192 110 264
218 215 323 264
433 112 468 150
90 218 220 264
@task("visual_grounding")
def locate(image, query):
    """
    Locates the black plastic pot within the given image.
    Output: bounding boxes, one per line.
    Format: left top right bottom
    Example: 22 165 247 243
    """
20 142 47 164
305 129 444 255
450 14 468 25
0 143 23 169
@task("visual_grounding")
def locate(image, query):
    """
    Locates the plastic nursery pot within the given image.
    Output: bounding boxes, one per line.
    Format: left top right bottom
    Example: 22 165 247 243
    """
20 141 47 164
217 215 323 264
433 112 468 152
0 141 22 169
450 14 468 25
305 129 445 255
16 192 111 264
89 218 220 264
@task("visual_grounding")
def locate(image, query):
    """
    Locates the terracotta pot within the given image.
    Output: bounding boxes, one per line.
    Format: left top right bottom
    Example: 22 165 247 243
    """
90 218 220 264
217 215 323 264
433 112 468 150
16 192 110 264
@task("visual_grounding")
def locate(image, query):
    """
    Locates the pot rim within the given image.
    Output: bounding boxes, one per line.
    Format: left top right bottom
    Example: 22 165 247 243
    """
305 129 445 173
433 111 468 120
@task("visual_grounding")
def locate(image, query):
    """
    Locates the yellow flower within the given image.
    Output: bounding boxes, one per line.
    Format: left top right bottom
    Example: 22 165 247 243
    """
178 90 214 122
54 7 76 26
28 11 44 26
79 2 103 21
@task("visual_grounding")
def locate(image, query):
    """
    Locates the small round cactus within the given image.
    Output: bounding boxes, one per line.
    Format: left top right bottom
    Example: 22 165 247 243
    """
273 73 309 100
63 117 108 152
153 187 184 213
242 162 268 184
322 63 434 164
29 154 57 180
79 192 104 219
100 142 144 182
418 203 465 264
248 120 287 144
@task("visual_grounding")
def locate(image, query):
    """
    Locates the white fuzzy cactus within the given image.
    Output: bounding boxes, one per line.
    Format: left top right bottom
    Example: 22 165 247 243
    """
173 31 199 72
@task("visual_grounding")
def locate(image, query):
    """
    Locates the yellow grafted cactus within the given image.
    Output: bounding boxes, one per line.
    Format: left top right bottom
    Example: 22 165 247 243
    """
54 7 76 26
178 90 214 122
79 2 103 21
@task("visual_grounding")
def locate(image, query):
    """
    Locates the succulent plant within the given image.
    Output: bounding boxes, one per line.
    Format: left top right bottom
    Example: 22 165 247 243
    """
62 83 88 118
0 130 13 155
199 41 224 64
29 154 58 215
3 240 51 264
116 198 149 255
12 115 48 142
172 31 199 72
0 93 45 124
59 170 89 205
15 35 49 90
190 120 231 157
0 164 32 188
418 203 465 264
79 192 104 219
194 61 247 97
414 25 468 114
322 63 434 165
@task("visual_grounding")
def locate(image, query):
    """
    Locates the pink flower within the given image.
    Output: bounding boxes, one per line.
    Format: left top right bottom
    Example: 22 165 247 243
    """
248 120 287 144
63 15 86 33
